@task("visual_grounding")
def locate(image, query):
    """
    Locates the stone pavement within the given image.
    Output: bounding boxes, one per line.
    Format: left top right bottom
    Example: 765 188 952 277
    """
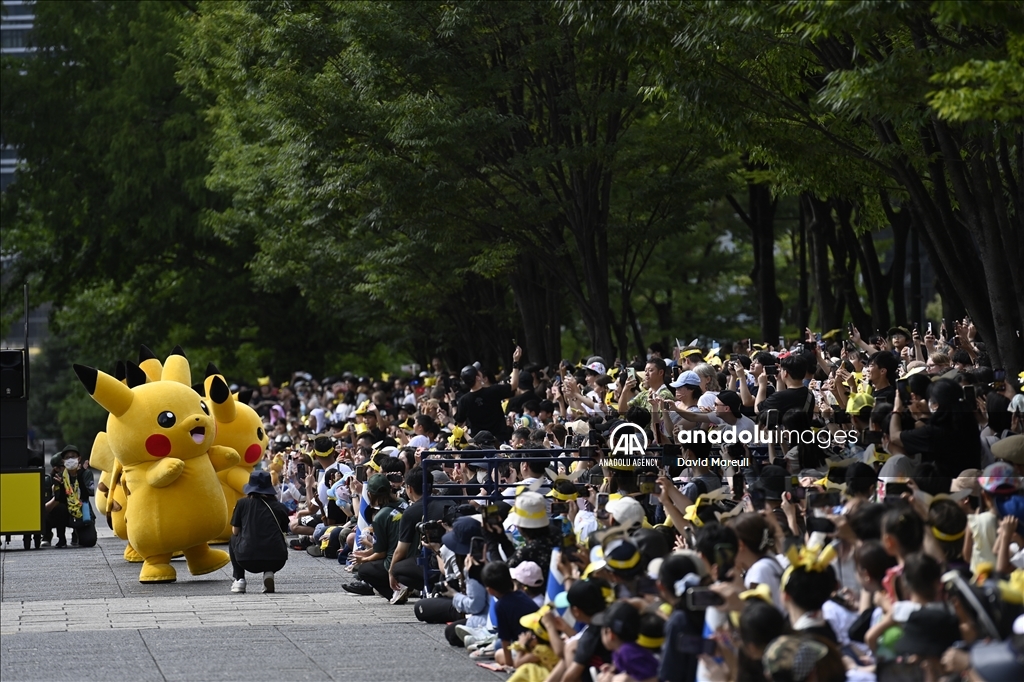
0 523 502 682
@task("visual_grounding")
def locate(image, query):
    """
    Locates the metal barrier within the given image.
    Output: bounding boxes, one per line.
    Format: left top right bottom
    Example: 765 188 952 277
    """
412 446 671 591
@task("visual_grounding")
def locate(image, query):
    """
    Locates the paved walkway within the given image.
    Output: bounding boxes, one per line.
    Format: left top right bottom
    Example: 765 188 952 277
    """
1 523 500 682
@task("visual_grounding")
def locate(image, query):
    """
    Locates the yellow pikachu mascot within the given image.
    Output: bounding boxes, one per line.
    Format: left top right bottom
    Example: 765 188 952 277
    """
93 348 171 562
73 346 240 583
203 363 269 543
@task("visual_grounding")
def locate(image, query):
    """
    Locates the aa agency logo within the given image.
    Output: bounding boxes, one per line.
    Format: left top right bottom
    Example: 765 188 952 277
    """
609 421 649 457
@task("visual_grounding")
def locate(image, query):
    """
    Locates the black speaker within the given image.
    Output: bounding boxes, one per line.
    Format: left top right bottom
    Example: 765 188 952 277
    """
1 401 29 469
0 349 26 400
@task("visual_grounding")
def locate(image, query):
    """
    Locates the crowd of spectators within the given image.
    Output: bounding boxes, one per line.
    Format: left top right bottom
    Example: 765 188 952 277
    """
36 318 1024 682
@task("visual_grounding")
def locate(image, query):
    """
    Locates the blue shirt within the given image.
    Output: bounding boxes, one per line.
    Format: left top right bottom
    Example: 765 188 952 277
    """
494 589 539 643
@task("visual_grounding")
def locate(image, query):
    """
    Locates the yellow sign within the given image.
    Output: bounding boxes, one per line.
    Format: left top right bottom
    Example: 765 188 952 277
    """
0 471 44 533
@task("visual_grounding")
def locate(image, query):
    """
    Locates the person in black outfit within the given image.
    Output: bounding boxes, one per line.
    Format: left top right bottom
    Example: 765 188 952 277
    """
229 471 290 594
388 465 451 598
755 354 812 417
46 446 97 548
455 345 523 442
889 378 981 477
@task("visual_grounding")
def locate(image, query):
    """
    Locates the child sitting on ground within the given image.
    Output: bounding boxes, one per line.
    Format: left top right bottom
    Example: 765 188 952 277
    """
481 561 539 667
592 601 659 682
507 605 560 682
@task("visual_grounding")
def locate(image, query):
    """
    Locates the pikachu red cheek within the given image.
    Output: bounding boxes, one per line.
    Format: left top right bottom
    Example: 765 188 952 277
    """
146 434 172 457
244 444 262 464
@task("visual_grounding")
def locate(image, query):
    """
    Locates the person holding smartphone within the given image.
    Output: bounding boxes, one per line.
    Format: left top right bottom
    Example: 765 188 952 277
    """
889 379 981 477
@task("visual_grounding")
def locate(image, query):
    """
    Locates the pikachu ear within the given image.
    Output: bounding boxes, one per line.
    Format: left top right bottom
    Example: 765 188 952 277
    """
192 381 207 396
125 361 149 388
138 344 163 383
114 361 127 383
205 362 221 379
161 345 191 385
74 364 134 417
207 375 237 423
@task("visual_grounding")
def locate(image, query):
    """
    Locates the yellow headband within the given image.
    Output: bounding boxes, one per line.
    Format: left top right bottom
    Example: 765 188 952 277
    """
512 504 548 521
932 526 966 543
605 550 641 571
547 488 579 502
636 634 664 649
681 348 703 358
781 543 838 591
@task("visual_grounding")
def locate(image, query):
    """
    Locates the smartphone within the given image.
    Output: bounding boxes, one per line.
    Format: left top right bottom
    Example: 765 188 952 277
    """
554 375 562 385
484 504 502 527
778 335 785 349
587 469 604 486
927 322 933 334
764 365 778 377
732 473 744 500
638 472 657 495
806 516 836 534
470 536 485 563
807 491 841 508
994 369 1006 381
354 465 366 482
626 367 637 383
963 385 976 403
684 587 726 610
551 501 568 517
885 482 911 498
763 408 780 429
596 493 609 520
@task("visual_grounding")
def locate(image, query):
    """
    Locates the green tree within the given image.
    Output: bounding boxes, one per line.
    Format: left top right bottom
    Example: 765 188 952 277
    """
181 0 736 365
604 0 1024 373
1 0 344 439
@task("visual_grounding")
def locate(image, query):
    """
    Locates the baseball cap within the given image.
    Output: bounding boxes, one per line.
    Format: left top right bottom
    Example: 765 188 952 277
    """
992 435 1024 466
951 469 983 497
606 496 645 531
510 561 544 587
366 474 391 497
979 462 1019 495
590 601 641 642
585 361 606 375
441 516 482 555
669 370 701 389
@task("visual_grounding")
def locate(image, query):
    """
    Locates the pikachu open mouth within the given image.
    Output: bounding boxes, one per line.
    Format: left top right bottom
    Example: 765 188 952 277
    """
190 427 206 444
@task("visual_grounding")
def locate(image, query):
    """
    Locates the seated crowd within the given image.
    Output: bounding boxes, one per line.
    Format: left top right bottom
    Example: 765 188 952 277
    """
241 322 1023 682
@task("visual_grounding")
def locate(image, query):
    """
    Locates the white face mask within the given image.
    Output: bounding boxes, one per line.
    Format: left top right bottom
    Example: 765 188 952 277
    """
64 458 80 470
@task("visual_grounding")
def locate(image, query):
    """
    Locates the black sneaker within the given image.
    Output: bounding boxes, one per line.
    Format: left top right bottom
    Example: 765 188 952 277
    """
341 581 375 596
55 539 68 548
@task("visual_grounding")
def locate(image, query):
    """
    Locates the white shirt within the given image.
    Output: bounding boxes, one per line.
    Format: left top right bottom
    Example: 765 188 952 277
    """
745 556 785 613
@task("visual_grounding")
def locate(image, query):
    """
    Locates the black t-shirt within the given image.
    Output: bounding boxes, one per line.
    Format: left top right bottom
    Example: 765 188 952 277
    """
457 383 514 439
574 623 613 667
397 498 451 545
872 384 896 405
230 496 289 563
899 423 981 476
759 386 812 416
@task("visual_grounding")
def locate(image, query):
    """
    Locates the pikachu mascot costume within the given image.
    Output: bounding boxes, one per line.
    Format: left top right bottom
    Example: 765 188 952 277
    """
203 363 269 543
73 347 240 583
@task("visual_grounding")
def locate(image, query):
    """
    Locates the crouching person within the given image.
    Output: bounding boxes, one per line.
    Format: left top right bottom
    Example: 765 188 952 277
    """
230 471 290 594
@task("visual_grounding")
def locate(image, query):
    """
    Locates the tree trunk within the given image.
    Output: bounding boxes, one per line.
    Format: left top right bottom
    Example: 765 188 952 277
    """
728 179 780 343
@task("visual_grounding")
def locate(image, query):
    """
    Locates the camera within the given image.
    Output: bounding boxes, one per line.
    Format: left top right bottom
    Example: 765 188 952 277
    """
417 520 445 544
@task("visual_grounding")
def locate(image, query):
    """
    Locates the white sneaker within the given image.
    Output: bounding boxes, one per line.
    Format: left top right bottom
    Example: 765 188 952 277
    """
455 625 489 644
466 634 497 651
389 585 410 605
231 578 247 593
263 571 275 594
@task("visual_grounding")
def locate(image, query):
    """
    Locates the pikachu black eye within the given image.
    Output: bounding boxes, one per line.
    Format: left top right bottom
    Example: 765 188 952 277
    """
158 411 176 428
257 427 265 440
200 401 210 415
